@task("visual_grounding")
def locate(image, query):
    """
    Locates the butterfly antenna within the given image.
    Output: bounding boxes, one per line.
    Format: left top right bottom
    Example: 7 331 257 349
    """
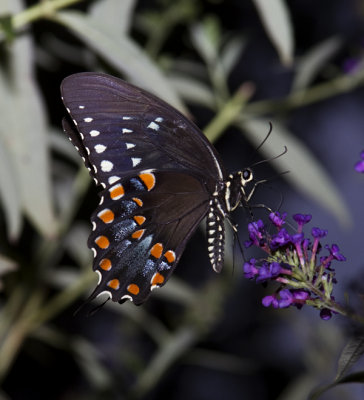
248 122 273 165
250 146 288 169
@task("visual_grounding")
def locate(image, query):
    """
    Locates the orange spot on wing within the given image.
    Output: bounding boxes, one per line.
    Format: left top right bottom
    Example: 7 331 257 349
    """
97 209 115 223
127 283 140 295
132 229 145 239
139 172 155 191
132 197 143 207
150 243 163 258
107 279 120 290
134 215 146 225
164 250 176 263
95 235 110 249
151 272 165 286
109 184 124 200
99 258 112 271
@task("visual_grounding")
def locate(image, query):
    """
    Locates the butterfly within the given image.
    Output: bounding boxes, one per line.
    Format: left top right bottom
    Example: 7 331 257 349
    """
61 72 255 305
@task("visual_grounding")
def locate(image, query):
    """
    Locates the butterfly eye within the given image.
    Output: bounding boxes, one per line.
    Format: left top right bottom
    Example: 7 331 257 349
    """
242 168 253 183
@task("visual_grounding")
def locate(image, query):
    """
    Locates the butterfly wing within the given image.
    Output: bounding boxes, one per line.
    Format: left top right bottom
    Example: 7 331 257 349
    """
88 170 209 304
60 72 228 305
61 72 226 190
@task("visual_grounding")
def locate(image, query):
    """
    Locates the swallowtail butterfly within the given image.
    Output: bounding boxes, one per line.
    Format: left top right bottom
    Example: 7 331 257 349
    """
61 72 255 305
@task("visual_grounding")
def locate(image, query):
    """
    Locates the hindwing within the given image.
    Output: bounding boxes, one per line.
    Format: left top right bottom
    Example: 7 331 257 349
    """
88 171 209 305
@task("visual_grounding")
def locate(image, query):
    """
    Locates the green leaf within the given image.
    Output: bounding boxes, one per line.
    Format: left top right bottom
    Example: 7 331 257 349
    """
53 10 187 113
336 335 364 381
220 35 247 76
292 36 342 92
90 0 136 36
253 0 294 65
0 0 56 239
239 118 351 226
168 74 216 109
0 129 22 238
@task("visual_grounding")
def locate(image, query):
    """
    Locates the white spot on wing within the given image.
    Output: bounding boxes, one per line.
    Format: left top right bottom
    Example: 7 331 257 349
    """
155 117 164 122
101 160 113 172
148 121 159 130
123 116 132 120
97 290 112 300
79 105 85 109
92 221 96 231
91 247 97 257
96 270 102 285
122 128 133 133
84 117 93 123
90 130 100 137
95 144 107 153
126 143 135 149
121 294 133 302
108 176 120 184
132 157 142 167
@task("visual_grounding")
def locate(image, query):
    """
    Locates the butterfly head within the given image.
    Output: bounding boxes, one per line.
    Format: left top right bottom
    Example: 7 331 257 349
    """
225 168 254 212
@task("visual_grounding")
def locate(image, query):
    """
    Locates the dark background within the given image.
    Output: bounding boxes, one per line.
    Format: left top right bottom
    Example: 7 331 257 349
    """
1 0 364 399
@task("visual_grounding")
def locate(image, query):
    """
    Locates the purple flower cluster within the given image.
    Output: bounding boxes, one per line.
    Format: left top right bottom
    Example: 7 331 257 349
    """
355 150 364 173
243 212 346 320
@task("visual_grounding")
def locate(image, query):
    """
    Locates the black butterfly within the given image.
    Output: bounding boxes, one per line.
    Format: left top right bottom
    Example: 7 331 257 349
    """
61 72 254 305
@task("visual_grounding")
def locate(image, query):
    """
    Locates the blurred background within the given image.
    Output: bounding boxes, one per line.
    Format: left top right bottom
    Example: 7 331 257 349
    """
1 0 364 399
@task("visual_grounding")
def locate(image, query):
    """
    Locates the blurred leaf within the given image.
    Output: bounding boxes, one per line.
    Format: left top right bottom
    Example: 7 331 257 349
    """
0 14 14 42
53 10 187 113
0 131 22 238
0 254 17 276
190 17 220 66
336 335 364 381
220 35 246 76
72 337 113 389
49 128 81 164
168 74 216 108
0 3 56 239
0 254 17 290
64 222 92 267
293 36 343 92
253 0 294 65
309 370 364 399
239 118 351 226
90 0 136 36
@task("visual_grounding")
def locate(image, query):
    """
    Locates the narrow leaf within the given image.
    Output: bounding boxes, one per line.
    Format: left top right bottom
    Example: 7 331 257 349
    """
253 0 294 65
90 0 136 36
336 335 364 381
293 36 342 92
0 0 56 239
53 10 187 113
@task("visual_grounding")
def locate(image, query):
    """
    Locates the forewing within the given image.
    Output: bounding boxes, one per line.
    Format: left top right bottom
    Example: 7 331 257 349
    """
60 72 226 188
87 171 209 305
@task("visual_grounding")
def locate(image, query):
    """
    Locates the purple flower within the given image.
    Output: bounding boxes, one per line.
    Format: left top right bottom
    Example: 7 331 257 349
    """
243 259 259 279
311 227 328 239
269 212 287 229
262 294 279 308
354 150 364 173
243 213 345 320
270 228 292 249
320 308 332 320
277 289 294 308
293 214 312 232
325 244 346 262
256 262 282 283
245 220 266 247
